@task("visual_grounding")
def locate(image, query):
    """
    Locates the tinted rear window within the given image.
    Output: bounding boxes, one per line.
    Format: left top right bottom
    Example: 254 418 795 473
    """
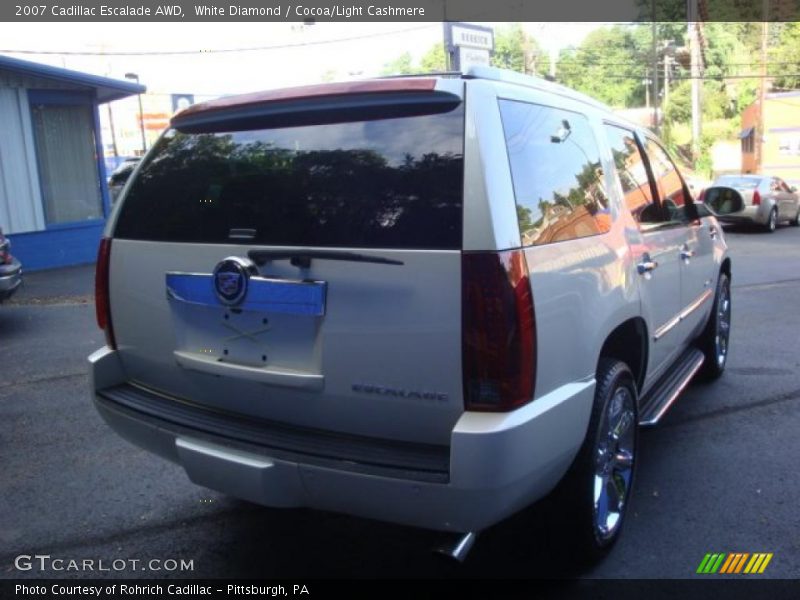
114 107 464 249
715 176 760 190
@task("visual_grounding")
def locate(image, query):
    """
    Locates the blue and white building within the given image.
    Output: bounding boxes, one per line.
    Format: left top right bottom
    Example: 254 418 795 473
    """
0 55 145 270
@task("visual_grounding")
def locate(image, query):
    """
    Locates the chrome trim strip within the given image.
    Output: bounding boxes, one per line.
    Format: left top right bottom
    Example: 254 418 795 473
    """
653 288 714 341
165 272 327 316
653 314 681 341
174 351 325 391
679 288 714 321
639 352 705 426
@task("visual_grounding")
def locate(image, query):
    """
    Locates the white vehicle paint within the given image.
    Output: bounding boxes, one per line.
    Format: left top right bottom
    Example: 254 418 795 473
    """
90 67 734 561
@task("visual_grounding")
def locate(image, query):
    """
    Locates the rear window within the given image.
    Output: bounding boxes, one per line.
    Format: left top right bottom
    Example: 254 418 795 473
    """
715 176 760 190
114 107 464 249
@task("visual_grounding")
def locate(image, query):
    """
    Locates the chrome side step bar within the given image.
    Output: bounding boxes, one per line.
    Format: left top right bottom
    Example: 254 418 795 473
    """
638 348 705 426
432 532 477 562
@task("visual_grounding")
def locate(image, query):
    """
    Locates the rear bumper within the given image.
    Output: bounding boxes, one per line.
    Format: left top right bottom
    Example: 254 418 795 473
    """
89 347 594 533
0 258 22 301
716 204 770 225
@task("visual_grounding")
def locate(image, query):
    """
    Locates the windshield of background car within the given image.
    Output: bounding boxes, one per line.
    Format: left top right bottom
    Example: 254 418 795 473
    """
715 176 760 190
113 106 465 249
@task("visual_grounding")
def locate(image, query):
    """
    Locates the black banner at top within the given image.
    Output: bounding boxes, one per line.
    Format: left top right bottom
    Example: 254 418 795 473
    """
2 0 799 22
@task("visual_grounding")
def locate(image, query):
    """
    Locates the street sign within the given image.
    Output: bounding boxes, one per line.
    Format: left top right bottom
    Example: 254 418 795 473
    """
171 93 195 114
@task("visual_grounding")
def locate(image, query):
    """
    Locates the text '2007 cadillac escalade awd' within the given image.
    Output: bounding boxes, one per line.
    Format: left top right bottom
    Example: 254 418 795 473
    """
89 67 739 563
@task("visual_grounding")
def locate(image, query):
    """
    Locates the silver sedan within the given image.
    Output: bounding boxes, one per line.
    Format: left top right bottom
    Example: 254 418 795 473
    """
709 174 800 232
0 227 22 302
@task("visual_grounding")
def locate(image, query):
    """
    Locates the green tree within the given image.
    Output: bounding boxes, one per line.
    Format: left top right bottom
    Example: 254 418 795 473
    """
419 43 447 72
380 52 414 76
492 24 545 75
771 22 800 89
557 25 647 108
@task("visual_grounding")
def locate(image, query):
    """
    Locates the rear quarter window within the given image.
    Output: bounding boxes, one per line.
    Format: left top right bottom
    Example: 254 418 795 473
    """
498 99 610 246
114 107 465 250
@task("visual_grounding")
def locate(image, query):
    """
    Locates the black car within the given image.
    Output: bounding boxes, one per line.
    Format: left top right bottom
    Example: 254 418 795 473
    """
108 157 141 203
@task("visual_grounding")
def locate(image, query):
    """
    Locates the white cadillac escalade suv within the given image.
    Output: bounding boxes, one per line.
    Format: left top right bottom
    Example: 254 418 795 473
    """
89 67 739 563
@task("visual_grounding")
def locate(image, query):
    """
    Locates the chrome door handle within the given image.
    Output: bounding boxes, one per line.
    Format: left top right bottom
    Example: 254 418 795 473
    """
708 226 717 239
637 260 659 274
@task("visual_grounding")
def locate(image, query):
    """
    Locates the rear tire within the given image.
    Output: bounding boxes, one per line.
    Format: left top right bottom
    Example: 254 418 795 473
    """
791 208 800 227
765 208 777 232
697 272 731 381
553 359 638 565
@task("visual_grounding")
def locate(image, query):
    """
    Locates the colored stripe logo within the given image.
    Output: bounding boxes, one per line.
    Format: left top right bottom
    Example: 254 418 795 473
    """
697 553 773 574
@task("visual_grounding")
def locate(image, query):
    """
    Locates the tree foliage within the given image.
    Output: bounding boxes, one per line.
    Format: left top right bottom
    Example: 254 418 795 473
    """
557 25 648 108
771 22 800 90
380 44 447 75
375 22 799 173
419 43 447 72
380 52 414 76
492 24 545 75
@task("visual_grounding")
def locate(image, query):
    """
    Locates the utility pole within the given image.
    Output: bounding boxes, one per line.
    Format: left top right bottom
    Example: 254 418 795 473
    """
651 12 659 133
663 53 670 108
89 41 118 157
689 20 702 161
106 105 118 158
757 0 769 171
125 73 147 156
644 71 651 109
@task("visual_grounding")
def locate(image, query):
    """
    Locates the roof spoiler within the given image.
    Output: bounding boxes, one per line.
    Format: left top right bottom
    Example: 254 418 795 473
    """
171 78 461 133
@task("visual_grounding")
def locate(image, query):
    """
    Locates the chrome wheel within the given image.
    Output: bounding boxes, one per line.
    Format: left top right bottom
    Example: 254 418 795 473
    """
715 278 731 368
593 386 636 542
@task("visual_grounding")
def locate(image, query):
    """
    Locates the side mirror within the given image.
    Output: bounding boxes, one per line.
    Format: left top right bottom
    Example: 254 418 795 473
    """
694 202 712 218
701 186 745 216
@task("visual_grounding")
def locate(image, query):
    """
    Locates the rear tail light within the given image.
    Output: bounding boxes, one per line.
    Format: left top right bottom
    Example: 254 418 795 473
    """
462 250 537 411
95 237 117 349
752 190 761 205
0 231 9 265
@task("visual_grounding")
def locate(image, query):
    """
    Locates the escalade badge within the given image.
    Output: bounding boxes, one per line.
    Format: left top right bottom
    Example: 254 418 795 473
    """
212 257 255 306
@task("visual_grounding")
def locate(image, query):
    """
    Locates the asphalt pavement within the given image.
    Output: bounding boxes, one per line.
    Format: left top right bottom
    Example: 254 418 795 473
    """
1 224 799 579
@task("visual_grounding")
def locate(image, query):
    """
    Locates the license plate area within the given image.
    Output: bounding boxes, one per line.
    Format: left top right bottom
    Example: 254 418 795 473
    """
166 273 326 372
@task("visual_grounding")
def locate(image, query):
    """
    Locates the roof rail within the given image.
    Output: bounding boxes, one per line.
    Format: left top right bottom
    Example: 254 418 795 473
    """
462 65 608 110
375 71 464 80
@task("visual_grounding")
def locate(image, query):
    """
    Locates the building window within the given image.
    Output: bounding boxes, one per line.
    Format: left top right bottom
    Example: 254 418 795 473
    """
778 133 800 156
30 103 103 225
741 128 755 154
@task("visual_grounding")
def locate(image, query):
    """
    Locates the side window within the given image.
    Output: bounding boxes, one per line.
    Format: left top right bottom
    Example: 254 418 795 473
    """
603 124 661 224
642 138 693 222
499 99 610 246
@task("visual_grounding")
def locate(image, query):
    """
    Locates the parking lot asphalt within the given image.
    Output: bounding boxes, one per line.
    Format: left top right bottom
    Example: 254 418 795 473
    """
1 224 799 580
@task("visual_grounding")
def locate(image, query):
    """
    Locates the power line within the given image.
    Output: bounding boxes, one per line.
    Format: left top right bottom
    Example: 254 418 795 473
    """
567 73 800 80
555 60 800 67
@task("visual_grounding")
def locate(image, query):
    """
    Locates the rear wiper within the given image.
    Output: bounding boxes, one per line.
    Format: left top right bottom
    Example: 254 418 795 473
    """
248 249 404 269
